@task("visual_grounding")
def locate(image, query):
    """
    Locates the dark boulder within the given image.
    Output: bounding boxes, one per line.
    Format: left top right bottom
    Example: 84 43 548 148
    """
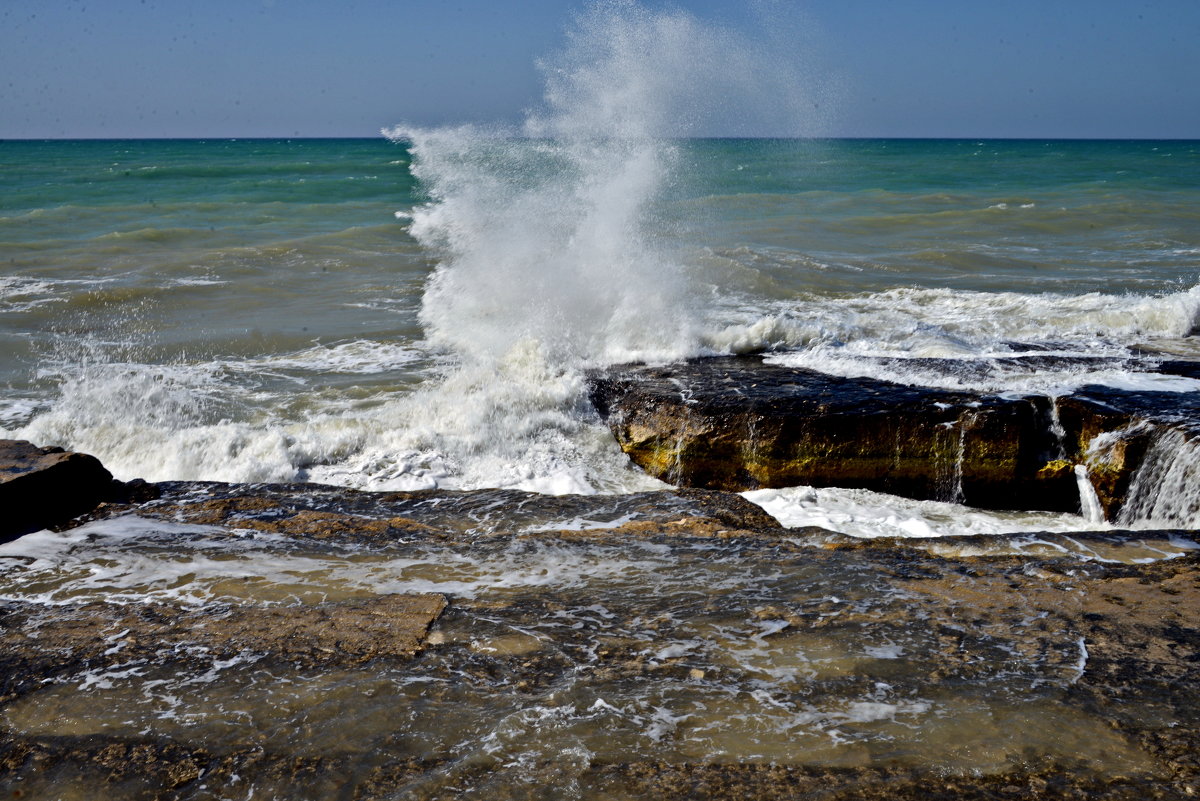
589 355 1200 520
590 357 1078 512
0 440 116 540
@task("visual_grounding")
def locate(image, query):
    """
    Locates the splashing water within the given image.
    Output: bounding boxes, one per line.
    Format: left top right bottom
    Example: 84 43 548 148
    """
3 2 828 495
386 2 823 366
364 1 827 491
1117 428 1200 528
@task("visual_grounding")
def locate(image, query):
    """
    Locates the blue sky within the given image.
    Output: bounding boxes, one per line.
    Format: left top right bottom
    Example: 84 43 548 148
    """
2 0 1197 139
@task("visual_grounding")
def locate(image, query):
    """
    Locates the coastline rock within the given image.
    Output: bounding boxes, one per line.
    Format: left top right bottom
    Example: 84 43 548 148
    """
0 504 1197 797
0 462 1194 797
131 480 783 541
589 356 1200 521
0 439 116 540
1056 384 1200 520
0 593 447 703
589 357 1076 512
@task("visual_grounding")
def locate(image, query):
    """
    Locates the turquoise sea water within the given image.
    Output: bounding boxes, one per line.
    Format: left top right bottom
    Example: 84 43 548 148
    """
2 138 1200 515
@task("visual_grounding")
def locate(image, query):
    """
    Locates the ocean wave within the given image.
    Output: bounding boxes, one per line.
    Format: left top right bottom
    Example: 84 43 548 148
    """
95 227 214 244
703 285 1200 359
234 340 424 375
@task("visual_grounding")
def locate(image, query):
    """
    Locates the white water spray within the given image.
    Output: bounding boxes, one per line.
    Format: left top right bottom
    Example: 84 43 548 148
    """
1117 429 1200 528
386 1 825 366
366 1 828 491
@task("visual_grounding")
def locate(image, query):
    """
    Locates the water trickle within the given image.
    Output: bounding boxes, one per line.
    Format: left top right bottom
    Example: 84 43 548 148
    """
1046 397 1069 460
946 409 978 504
1074 464 1105 524
1117 428 1200 527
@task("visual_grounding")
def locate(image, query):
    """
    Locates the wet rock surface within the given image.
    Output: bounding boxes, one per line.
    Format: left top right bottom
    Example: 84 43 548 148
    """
0 475 1194 798
589 355 1200 520
0 431 1198 800
126 479 783 541
0 593 446 703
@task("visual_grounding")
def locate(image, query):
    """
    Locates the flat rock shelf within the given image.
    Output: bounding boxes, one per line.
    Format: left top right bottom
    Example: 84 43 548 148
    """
0 441 1197 799
589 354 1200 522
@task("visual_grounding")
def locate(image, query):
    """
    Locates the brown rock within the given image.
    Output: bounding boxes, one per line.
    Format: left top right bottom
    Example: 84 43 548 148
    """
589 357 1075 512
0 593 447 679
589 356 1200 521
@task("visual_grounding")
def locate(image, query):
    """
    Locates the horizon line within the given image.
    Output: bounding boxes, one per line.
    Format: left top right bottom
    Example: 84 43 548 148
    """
2 135 1198 143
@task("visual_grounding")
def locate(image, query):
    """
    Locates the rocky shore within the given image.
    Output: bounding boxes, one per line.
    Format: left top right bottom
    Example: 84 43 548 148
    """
0 435 1198 799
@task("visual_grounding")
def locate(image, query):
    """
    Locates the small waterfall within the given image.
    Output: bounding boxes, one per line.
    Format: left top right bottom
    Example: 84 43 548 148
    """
1047 398 1069 459
934 410 976 504
1074 464 1105 524
1116 428 1200 527
951 414 970 505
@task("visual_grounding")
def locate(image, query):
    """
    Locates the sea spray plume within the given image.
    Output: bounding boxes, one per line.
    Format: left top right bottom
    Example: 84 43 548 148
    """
387 124 691 365
532 0 831 141
370 1 831 492
385 1 826 366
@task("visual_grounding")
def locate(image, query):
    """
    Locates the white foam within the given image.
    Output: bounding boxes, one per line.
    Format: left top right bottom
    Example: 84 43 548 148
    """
743 485 1097 539
0 521 681 605
0 398 44 427
164 277 229 287
0 275 113 312
237 340 423 375
762 350 1200 396
352 2 832 493
706 286 1200 377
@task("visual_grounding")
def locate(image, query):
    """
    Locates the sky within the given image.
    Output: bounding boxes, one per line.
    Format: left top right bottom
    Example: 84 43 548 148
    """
2 0 1198 139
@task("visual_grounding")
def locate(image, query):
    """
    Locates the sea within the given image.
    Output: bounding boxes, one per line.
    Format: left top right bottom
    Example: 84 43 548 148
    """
3 135 1200 538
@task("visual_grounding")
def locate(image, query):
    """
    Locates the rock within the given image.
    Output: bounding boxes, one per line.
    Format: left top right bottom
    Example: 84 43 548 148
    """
589 357 1076 512
0 440 115 540
0 593 447 692
0 512 1198 797
133 480 783 541
589 356 1200 521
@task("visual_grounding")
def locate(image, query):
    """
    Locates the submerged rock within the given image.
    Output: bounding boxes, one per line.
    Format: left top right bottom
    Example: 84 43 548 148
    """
0 500 1197 797
0 467 1194 797
132 479 783 541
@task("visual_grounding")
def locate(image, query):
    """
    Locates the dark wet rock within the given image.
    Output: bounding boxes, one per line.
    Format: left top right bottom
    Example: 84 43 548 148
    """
121 480 782 541
0 439 117 540
589 761 1186 800
589 357 1076 512
589 355 1200 520
0 733 441 801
